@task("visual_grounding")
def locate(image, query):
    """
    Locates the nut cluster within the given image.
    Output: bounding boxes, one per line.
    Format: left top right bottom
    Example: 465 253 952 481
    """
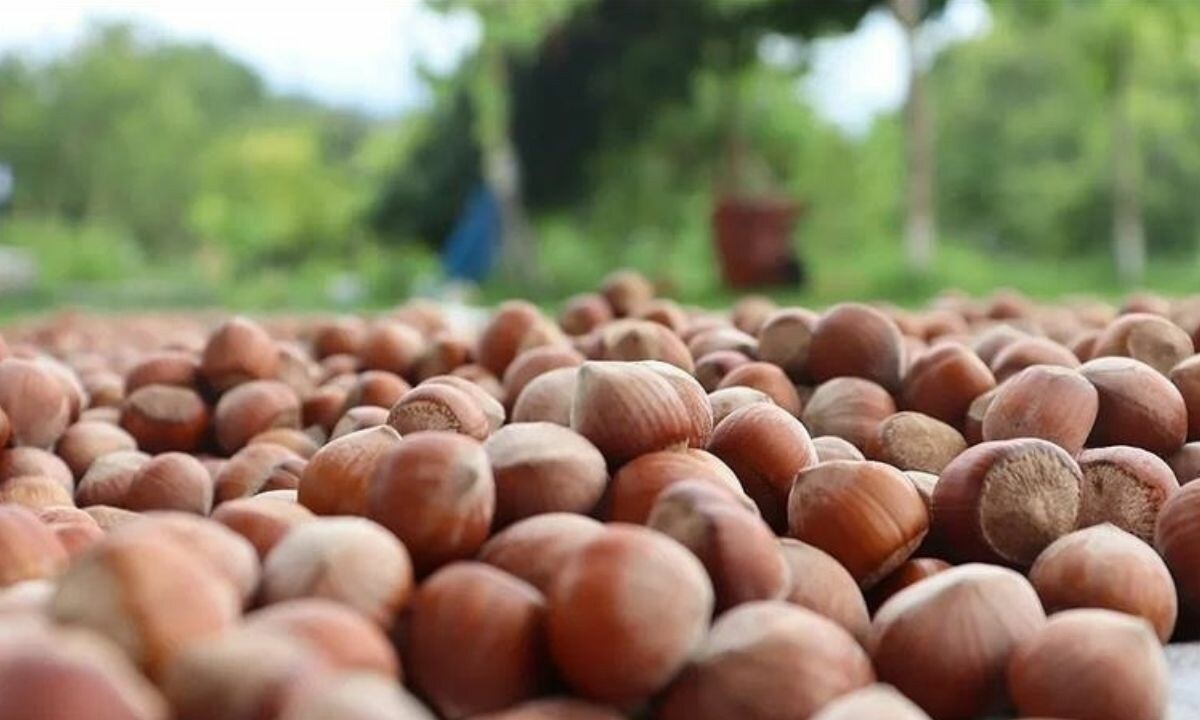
0 275 1196 719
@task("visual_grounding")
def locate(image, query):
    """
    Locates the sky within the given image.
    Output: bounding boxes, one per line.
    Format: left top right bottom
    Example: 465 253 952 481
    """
0 0 989 134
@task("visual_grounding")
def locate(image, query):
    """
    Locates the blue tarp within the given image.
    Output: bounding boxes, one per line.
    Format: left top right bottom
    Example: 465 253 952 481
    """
441 184 500 283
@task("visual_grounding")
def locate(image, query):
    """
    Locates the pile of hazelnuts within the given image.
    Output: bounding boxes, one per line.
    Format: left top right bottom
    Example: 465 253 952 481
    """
0 269 1196 720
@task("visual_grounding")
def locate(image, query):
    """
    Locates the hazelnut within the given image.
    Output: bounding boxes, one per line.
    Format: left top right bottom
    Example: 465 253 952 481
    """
595 319 694 372
406 562 551 718
54 421 137 479
75 450 149 507
869 564 1045 719
122 452 213 515
342 370 410 412
330 405 389 439
511 366 577 426
261 516 414 626
51 528 240 679
502 346 584 410
1093 312 1193 374
1008 609 1167 720
807 303 905 393
485 423 607 526
79 405 120 424
302 385 350 434
367 431 494 575
0 474 73 509
214 379 301 455
716 361 801 416
0 627 168 720
559 293 613 336
869 558 951 610
756 307 820 381
707 403 817 529
83 504 140 532
319 354 360 383
778 538 870 643
281 673 435 720
200 316 279 394
634 298 688 331
933 439 1081 565
478 513 605 594
989 336 1080 381
811 435 866 463
414 332 473 381
866 411 966 474
246 598 399 677
657 601 874 720
546 524 713 706
119 384 210 453
788 460 928 588
162 629 330 720
687 328 757 362
1168 441 1200 484
809 684 931 720
0 505 68 586
1077 445 1178 541
211 494 315 559
137 512 260 604
311 316 367 359
961 386 995 445
0 358 72 449
981 365 1098 454
648 480 789 611
570 361 712 465
1031 524 1176 642
599 269 654 317
478 301 558 376
423 374 505 430
1081 356 1187 454
249 427 320 458
1170 353 1200 440
125 351 200 393
214 442 305 504
0 407 10 447
731 294 778 335
1071 328 1100 361
81 369 125 408
359 321 426 379
801 377 896 451
298 425 401 516
606 448 751 524
387 383 491 440
469 698 623 720
694 350 751 392
1155 480 1200 612
707 386 773 426
450 364 507 403
38 506 104 556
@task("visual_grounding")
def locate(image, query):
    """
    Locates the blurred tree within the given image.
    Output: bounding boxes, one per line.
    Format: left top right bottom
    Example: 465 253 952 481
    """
935 0 1200 278
379 0 893 264
893 0 937 273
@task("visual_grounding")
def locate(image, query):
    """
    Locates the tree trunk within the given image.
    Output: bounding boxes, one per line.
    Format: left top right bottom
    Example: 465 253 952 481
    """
479 45 538 286
893 0 936 273
1111 55 1145 284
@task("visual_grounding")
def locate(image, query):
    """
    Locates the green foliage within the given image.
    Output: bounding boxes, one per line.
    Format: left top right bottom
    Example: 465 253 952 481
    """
934 0 1200 257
